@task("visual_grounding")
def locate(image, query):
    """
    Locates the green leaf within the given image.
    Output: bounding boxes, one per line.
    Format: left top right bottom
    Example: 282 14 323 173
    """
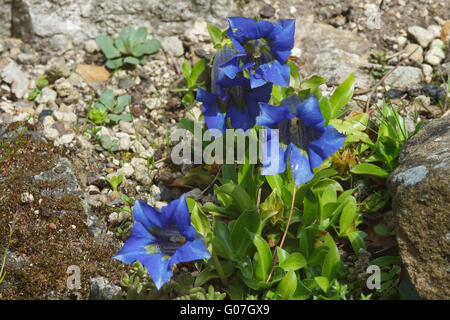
106 58 123 70
339 196 357 236
287 61 301 89
301 190 317 228
190 59 206 86
298 229 314 259
276 247 289 265
130 27 148 48
117 94 131 109
265 174 283 198
370 256 401 267
214 182 253 214
132 39 161 56
374 224 389 236
248 232 273 282
221 164 238 183
350 163 389 178
124 56 140 65
322 233 340 280
279 252 307 271
96 35 121 59
207 23 223 47
190 203 211 238
319 96 331 125
236 256 253 279
346 231 366 254
182 60 193 84
231 211 261 259
277 270 297 299
212 221 234 260
314 276 329 293
301 74 327 90
329 73 354 119
100 90 115 109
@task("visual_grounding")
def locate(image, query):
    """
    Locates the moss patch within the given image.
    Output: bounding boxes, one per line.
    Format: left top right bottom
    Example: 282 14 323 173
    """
0 122 127 299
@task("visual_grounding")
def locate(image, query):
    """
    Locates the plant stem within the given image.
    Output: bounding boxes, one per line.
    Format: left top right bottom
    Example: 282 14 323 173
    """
211 249 227 286
267 184 297 282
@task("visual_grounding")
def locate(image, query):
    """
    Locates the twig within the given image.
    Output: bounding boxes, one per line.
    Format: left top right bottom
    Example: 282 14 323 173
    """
256 188 262 209
267 184 297 283
199 164 222 197
364 47 419 113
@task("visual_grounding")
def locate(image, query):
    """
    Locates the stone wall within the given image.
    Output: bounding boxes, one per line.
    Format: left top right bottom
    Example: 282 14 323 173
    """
0 0 11 38
8 0 237 50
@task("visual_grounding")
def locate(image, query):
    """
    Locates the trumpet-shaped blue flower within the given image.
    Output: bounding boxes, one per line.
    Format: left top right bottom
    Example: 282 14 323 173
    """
256 95 346 186
225 17 295 89
113 194 210 289
197 44 272 135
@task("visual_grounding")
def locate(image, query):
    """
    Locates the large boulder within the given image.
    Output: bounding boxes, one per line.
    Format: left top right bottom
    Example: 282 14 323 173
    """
387 112 450 300
295 20 374 89
10 0 237 51
0 0 11 38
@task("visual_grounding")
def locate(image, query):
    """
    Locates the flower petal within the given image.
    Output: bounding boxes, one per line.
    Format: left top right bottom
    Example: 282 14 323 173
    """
256 103 293 128
170 239 211 266
260 128 286 176
160 194 196 240
287 143 314 186
246 82 272 120
137 253 172 290
132 200 164 229
197 87 226 136
113 231 155 264
228 102 255 131
227 17 274 42
295 94 325 130
249 71 268 89
269 19 295 63
307 125 346 168
256 60 291 88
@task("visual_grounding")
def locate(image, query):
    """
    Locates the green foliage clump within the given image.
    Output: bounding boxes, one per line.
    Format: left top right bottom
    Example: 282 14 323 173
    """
87 89 133 125
96 27 161 69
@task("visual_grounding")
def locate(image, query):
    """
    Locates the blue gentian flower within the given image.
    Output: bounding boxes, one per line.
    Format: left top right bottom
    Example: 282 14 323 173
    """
256 95 347 186
225 17 295 89
197 44 272 135
113 194 211 289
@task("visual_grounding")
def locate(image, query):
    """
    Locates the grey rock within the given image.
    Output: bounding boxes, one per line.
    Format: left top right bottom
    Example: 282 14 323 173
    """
84 39 99 53
118 77 135 90
55 79 80 104
20 191 34 204
259 4 275 18
11 0 238 50
408 26 435 48
425 46 445 66
161 36 184 57
0 59 30 99
17 52 36 64
0 0 11 37
46 62 71 83
36 87 57 105
131 157 152 185
296 22 373 89
89 276 122 300
185 188 203 201
387 112 450 300
385 66 423 89
33 157 82 199
404 43 423 63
